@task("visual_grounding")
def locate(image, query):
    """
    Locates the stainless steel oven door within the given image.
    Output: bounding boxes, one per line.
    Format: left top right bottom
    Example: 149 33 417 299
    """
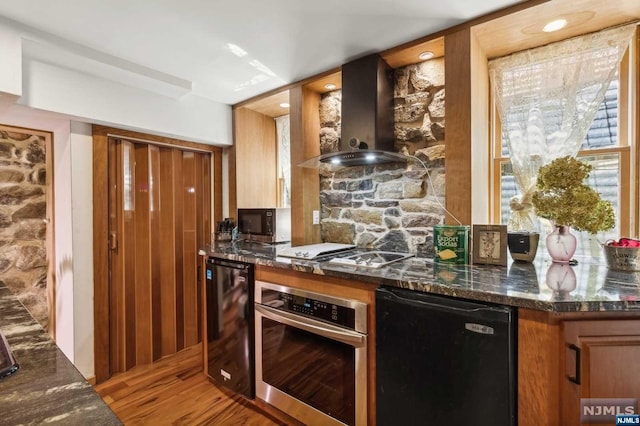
255 304 367 426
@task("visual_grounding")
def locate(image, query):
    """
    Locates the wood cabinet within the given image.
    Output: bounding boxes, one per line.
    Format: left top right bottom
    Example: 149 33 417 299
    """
232 107 278 209
561 319 640 426
518 309 640 426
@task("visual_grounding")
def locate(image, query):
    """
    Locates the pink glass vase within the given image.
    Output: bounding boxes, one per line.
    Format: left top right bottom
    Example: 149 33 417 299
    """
546 225 577 262
546 262 577 300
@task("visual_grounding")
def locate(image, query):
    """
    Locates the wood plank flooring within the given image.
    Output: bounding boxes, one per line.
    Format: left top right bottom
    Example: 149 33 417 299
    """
94 344 282 425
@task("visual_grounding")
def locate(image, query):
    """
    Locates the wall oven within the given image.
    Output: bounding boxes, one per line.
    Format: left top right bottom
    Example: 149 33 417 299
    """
255 280 367 426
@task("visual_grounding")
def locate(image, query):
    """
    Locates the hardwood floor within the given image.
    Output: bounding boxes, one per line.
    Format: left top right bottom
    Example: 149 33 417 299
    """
94 344 282 425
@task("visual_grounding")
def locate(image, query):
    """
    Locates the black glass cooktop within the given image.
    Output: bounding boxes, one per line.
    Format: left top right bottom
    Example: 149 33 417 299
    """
0 330 19 380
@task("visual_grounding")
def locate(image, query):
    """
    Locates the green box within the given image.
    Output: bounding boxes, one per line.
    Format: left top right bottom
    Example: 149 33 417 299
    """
433 225 470 264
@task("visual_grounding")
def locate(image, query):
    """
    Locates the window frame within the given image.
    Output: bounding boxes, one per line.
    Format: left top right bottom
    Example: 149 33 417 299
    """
490 27 639 239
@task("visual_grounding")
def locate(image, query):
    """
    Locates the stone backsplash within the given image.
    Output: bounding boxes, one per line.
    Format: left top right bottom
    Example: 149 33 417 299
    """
318 58 446 255
0 128 49 330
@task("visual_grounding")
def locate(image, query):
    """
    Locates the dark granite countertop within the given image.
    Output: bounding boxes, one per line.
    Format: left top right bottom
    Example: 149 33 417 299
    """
0 282 121 425
201 242 640 313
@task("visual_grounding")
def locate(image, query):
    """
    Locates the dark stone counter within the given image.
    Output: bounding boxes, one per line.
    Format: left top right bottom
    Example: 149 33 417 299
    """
202 242 640 313
0 282 121 425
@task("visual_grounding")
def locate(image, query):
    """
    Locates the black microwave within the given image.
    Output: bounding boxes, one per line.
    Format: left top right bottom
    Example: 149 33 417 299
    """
237 208 291 243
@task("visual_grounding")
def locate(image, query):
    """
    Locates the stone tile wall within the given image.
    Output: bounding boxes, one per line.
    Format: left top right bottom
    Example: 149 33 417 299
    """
318 58 446 255
0 129 48 329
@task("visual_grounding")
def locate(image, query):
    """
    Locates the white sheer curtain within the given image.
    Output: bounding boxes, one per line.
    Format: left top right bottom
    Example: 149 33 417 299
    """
275 115 291 207
489 24 635 232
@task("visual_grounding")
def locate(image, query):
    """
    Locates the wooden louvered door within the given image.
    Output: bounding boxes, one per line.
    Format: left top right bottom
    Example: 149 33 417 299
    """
108 137 211 373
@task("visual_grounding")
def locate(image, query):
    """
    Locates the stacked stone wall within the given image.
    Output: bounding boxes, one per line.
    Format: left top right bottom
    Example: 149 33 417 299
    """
318 58 446 255
0 129 48 329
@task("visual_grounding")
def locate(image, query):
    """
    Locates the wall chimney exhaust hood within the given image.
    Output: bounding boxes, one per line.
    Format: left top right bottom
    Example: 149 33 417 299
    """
299 54 408 168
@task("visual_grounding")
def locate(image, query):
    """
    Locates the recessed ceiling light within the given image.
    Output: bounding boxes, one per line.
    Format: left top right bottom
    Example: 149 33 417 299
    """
279 102 290 108
324 83 337 90
543 19 567 33
418 51 434 60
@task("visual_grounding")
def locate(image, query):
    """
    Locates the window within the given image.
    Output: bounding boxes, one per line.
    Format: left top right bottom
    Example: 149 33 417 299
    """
491 27 638 256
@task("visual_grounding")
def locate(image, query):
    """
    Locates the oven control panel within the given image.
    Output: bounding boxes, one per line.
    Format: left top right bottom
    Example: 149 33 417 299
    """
268 291 356 330
256 281 368 333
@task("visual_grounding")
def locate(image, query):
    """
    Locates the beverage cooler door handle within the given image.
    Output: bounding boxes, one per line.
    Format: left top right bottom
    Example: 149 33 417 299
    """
255 304 365 345
567 343 581 385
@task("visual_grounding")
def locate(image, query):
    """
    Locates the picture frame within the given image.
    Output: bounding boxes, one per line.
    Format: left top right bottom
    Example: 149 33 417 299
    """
472 224 508 266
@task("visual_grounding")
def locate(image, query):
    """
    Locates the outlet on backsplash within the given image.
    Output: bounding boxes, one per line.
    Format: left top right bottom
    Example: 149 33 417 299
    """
313 210 320 225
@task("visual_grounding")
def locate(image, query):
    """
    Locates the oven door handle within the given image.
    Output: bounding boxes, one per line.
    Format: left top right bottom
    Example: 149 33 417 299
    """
255 304 365 345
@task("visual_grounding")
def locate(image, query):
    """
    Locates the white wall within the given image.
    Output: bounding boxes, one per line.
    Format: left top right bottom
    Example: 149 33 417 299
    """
69 121 94 378
222 148 230 218
21 59 232 145
0 24 21 98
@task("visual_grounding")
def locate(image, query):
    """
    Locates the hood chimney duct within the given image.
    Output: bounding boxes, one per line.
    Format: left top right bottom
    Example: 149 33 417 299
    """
341 53 394 154
299 53 407 168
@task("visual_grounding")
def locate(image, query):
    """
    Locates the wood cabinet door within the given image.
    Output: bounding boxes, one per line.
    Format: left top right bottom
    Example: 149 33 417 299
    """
562 320 640 426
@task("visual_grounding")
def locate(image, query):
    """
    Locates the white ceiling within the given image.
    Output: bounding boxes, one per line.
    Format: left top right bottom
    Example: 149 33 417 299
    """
0 0 524 105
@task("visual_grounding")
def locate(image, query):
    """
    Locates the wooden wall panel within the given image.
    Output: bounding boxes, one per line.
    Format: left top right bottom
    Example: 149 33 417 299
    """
182 151 199 347
470 29 490 224
195 153 211 341
201 152 212 245
122 142 137 371
289 86 321 246
93 129 110 383
634 29 640 238
441 28 491 225
228 136 237 221
444 29 473 225
174 151 185 352
159 148 177 357
108 141 121 373
134 145 153 365
149 146 162 361
234 107 278 208
213 150 223 229
196 153 205 252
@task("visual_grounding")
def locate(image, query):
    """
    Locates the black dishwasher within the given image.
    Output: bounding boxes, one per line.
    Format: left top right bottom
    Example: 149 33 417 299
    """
376 286 516 426
205 258 254 399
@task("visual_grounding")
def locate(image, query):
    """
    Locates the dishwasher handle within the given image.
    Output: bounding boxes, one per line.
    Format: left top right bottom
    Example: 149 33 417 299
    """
377 286 513 323
255 304 366 346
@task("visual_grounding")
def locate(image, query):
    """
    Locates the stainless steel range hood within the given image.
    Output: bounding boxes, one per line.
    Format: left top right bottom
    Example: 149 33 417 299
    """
299 54 408 168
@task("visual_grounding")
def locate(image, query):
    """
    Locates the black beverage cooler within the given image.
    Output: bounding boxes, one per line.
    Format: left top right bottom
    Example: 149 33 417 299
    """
205 257 255 399
376 286 517 426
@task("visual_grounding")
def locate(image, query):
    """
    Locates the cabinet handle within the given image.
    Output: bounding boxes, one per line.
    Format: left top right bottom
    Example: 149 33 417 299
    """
567 343 581 385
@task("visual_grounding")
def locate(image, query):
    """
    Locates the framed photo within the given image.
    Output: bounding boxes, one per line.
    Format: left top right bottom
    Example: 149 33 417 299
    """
472 224 508 266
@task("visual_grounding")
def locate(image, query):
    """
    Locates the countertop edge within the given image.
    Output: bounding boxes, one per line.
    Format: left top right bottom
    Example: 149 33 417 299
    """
203 247 640 313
